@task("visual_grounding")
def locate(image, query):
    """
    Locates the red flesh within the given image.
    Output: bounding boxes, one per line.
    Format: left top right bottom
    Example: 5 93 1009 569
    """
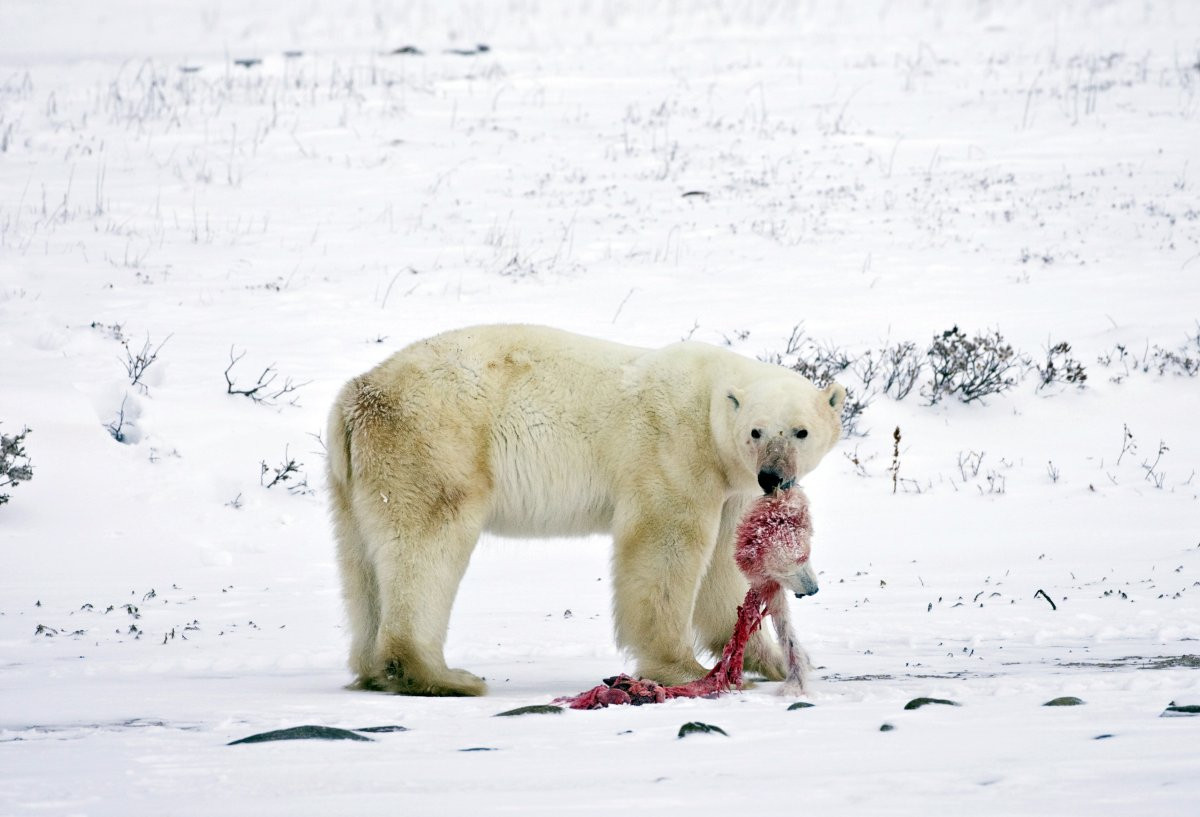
555 490 810 710
555 582 779 710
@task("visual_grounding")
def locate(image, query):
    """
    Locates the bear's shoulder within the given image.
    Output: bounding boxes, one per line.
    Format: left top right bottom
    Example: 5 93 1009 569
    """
644 340 803 386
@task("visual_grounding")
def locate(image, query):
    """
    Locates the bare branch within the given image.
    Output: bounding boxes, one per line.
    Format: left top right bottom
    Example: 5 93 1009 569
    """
122 333 171 391
225 346 311 406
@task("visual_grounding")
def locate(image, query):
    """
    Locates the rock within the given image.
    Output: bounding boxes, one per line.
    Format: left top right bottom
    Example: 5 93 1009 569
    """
354 725 409 733
879 723 895 732
787 701 815 711
494 705 564 717
1043 696 1085 706
677 721 728 738
903 697 961 710
228 725 373 745
1161 702 1200 717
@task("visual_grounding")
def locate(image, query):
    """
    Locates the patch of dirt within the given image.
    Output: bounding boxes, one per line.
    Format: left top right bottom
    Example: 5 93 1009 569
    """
1058 655 1200 670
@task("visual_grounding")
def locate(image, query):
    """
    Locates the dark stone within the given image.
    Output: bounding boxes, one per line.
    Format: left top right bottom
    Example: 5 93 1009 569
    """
1043 696 1085 706
903 697 961 710
228 725 373 745
880 723 895 732
494 705 564 717
677 721 727 738
1093 734 1115 740
787 701 815 711
354 725 410 733
1162 703 1200 717
459 747 498 752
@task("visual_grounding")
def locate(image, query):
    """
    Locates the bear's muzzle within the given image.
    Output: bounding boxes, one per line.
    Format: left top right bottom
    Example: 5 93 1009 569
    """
757 437 797 495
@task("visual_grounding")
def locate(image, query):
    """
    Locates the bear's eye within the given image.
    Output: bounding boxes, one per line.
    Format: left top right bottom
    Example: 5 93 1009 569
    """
794 428 808 440
750 429 762 439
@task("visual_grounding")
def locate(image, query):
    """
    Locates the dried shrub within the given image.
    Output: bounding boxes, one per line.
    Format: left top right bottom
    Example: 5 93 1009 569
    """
1149 326 1200 376
1036 341 1087 391
838 386 870 438
122 334 170 393
225 347 310 406
762 325 869 436
775 325 855 387
923 326 1023 404
260 447 312 495
880 341 924 400
1097 326 1200 382
1 425 34 506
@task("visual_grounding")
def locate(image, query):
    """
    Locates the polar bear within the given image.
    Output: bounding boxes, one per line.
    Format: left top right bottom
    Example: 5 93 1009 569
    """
326 324 844 696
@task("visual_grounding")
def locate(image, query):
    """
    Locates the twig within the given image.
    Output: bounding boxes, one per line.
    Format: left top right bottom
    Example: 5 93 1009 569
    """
123 333 172 391
225 347 311 406
889 427 901 494
612 288 636 324
1021 70 1044 130
1117 423 1136 465
1034 589 1057 611
106 395 131 443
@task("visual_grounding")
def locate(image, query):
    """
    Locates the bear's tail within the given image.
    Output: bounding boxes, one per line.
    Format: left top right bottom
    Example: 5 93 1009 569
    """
326 378 382 680
325 379 357 494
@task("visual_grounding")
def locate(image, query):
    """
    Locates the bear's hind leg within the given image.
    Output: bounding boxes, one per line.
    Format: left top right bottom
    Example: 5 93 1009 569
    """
367 503 489 697
328 388 382 685
332 495 382 685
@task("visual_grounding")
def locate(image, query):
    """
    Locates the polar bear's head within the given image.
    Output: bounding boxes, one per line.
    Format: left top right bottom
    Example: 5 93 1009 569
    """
721 374 845 495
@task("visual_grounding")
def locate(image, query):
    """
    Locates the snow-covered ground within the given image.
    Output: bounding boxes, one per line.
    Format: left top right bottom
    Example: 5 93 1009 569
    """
2 1 1198 813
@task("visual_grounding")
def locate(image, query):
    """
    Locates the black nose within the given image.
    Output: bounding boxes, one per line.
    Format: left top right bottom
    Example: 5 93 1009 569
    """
794 586 819 599
757 469 782 495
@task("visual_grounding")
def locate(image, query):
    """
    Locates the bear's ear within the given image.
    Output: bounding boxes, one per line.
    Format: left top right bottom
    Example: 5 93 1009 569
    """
726 389 743 411
823 382 846 412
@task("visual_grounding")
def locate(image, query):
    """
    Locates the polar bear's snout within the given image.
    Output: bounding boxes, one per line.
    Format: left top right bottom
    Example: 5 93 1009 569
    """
757 468 796 495
757 436 797 495
757 467 785 495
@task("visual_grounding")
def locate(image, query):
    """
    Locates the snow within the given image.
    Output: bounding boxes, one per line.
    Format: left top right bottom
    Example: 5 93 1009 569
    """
2 0 1199 813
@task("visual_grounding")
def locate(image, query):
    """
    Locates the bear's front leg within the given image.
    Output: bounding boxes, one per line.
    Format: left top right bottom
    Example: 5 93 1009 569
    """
611 503 719 685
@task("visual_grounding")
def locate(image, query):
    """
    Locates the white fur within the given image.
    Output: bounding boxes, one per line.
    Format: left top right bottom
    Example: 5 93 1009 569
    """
326 324 843 695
